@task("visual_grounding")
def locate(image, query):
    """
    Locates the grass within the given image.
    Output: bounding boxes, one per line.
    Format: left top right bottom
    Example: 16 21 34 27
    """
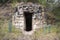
0 19 22 40
11 0 18 8
34 25 58 38
12 25 22 36
0 19 60 40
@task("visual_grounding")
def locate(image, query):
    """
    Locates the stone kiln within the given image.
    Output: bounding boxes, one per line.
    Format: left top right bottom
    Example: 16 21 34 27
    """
12 2 46 35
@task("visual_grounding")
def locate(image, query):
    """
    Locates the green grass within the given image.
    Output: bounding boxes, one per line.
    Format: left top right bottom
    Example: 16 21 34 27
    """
34 25 58 37
0 20 22 40
0 19 60 40
12 25 22 35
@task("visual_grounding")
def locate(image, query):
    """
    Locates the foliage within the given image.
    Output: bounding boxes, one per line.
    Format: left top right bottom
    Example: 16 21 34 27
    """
38 0 47 6
52 7 60 19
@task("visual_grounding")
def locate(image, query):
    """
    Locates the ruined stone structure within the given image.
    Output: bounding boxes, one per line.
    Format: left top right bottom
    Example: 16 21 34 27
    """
12 2 47 35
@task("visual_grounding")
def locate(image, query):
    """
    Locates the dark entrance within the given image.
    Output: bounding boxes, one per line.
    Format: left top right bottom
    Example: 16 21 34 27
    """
24 12 33 31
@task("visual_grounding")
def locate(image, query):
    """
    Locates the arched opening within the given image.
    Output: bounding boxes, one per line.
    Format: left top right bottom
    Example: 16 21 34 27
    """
24 12 33 32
